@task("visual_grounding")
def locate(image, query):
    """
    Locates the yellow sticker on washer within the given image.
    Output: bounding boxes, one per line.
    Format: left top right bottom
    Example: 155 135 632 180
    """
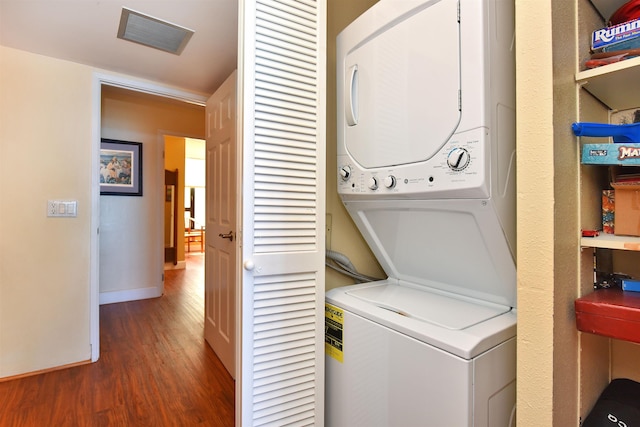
325 303 344 363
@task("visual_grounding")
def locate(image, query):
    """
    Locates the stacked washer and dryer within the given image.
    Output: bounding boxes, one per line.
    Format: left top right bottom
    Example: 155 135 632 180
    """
325 0 517 426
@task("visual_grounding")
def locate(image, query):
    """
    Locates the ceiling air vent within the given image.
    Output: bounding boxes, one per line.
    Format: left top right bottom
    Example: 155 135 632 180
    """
117 8 194 55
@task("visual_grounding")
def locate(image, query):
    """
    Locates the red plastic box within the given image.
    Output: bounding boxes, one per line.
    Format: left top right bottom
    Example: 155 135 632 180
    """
575 288 640 343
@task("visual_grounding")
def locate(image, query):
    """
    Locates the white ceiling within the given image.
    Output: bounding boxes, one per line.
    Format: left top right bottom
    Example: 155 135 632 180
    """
0 0 238 96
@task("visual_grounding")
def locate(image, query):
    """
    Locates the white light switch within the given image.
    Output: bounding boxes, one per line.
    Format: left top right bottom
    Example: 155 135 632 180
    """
47 200 77 217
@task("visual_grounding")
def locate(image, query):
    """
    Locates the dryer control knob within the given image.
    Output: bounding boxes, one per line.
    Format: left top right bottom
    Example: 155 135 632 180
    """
384 175 396 188
339 165 351 180
447 147 471 171
368 177 378 190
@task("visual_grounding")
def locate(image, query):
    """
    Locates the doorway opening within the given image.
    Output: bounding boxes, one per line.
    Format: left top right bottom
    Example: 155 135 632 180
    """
98 85 205 304
91 74 207 361
164 136 206 270
183 140 206 257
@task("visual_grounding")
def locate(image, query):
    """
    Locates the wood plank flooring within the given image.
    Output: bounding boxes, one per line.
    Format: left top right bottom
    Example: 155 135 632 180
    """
0 254 235 426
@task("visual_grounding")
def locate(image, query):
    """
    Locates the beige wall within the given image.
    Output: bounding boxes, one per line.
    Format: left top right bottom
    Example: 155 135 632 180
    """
515 0 559 423
325 0 384 290
99 87 204 298
0 46 93 377
0 46 205 378
549 2 581 425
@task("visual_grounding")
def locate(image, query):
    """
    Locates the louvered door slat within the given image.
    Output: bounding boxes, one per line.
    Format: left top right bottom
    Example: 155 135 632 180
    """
256 88 316 109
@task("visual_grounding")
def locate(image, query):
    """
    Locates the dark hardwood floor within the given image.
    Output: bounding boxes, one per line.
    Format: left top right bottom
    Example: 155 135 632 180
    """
0 253 235 426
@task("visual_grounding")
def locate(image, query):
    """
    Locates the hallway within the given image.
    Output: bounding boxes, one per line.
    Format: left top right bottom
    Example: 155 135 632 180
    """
0 254 235 426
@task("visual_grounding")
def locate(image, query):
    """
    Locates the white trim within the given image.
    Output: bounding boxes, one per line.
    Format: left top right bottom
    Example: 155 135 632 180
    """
90 73 101 362
237 2 252 425
235 3 246 425
164 260 187 270
99 286 163 305
156 131 167 297
94 70 209 106
90 70 212 363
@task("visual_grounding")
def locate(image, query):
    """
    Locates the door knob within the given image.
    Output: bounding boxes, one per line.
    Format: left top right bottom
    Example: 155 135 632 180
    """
218 231 234 241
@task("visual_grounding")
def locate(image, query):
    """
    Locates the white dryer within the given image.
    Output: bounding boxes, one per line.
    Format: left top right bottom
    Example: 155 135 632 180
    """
326 0 517 426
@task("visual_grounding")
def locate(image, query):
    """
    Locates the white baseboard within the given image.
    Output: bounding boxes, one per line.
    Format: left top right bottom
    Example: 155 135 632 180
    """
99 286 162 305
164 260 187 270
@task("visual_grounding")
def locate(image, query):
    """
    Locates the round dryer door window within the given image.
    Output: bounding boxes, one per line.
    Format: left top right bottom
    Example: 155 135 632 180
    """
342 0 461 169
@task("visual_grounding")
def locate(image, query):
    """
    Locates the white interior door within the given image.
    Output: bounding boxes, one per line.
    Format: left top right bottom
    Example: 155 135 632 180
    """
205 70 237 378
237 0 326 425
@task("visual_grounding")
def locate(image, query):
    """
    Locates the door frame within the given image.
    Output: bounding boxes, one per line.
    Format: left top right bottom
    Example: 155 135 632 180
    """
90 72 207 361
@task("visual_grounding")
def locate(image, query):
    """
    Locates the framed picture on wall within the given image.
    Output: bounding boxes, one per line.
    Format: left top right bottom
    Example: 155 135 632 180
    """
99 139 143 196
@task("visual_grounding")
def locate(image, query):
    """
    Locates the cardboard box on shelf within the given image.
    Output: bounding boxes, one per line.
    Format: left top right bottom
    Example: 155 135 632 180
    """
582 143 640 165
592 18 640 51
603 189 615 234
611 182 640 236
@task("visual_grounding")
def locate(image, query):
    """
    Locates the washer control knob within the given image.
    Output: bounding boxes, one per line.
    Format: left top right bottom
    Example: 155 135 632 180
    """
368 177 378 190
384 175 396 188
447 147 471 171
339 165 351 180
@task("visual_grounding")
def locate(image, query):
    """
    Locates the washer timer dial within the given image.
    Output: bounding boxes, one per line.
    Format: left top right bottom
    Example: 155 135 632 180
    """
447 147 471 171
368 177 378 190
339 165 351 180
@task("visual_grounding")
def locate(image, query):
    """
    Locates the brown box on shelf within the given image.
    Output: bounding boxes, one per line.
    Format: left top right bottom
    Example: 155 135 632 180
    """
611 182 640 236
602 189 615 234
575 288 640 344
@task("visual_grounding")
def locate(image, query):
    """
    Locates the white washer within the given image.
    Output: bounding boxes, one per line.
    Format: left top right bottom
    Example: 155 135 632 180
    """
326 282 516 426
326 0 517 426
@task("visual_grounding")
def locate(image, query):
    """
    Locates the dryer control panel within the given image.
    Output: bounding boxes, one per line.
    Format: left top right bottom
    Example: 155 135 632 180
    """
338 128 490 199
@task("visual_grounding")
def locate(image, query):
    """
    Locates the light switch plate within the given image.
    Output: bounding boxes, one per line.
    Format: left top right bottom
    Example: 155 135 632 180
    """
47 200 77 217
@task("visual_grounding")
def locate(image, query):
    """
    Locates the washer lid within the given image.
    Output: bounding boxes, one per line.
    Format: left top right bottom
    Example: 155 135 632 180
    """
340 0 461 169
326 280 517 359
347 282 509 330
344 199 517 308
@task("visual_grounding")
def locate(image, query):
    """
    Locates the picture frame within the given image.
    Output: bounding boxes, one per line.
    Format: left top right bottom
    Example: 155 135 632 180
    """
99 139 143 196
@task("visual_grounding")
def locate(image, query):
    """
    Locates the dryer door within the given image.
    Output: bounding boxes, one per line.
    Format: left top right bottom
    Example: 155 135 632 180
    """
341 0 461 169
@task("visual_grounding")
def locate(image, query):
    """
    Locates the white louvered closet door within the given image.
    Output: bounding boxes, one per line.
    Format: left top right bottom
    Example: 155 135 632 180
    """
238 0 326 426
